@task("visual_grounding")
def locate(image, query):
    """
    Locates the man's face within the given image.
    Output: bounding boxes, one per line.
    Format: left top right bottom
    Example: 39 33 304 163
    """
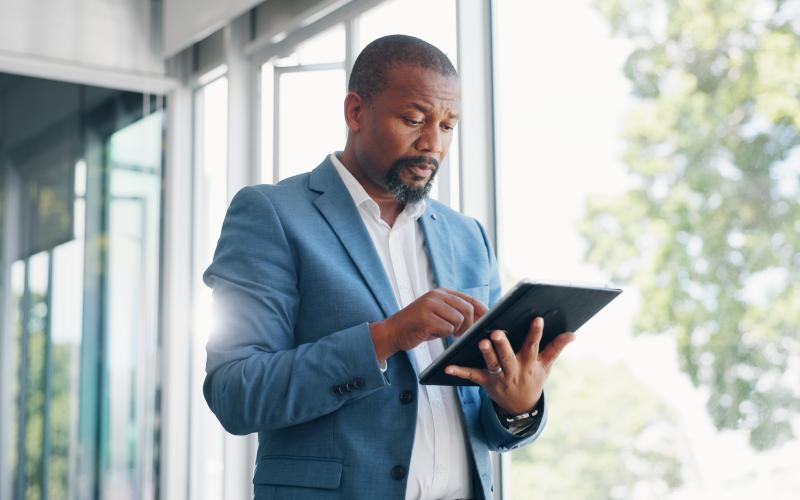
351 64 461 203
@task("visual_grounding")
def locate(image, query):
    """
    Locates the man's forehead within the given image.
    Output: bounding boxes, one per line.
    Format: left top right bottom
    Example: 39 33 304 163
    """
380 64 461 108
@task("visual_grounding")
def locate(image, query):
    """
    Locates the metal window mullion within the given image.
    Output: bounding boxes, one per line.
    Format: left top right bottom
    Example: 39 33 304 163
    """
95 137 112 500
344 17 358 84
272 69 281 183
344 17 358 147
0 166 22 500
225 16 257 199
456 0 498 243
251 63 263 187
14 259 30 500
274 62 344 74
41 251 54 500
128 195 151 500
161 47 194 500
186 83 203 500
223 16 260 500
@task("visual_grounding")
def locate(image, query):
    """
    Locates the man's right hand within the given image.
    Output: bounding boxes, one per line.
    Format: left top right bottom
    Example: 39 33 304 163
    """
369 288 488 363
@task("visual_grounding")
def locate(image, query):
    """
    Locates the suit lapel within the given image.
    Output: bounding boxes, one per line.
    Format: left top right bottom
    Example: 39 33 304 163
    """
310 159 399 318
418 204 456 291
419 205 459 354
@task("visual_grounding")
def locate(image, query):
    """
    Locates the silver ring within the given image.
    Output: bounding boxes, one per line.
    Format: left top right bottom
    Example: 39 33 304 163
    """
488 366 503 376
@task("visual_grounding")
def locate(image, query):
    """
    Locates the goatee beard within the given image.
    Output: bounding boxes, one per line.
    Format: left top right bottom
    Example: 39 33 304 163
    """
385 156 439 204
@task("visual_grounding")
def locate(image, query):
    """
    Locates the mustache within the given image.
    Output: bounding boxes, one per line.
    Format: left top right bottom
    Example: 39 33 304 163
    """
392 156 440 170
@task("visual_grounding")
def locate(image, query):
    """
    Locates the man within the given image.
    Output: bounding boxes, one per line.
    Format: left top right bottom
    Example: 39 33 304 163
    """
203 34 574 499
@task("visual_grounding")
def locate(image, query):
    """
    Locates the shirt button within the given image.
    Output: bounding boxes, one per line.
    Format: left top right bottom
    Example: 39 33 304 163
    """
399 390 414 405
390 465 406 481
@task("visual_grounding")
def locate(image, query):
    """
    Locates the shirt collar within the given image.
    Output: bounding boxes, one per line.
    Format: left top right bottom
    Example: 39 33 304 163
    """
330 152 427 221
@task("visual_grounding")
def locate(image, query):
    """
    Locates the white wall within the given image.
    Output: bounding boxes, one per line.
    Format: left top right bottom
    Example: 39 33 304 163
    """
0 0 164 78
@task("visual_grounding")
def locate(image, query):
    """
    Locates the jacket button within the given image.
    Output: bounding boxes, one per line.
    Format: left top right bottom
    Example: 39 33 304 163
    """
390 465 406 480
399 390 414 405
353 377 364 389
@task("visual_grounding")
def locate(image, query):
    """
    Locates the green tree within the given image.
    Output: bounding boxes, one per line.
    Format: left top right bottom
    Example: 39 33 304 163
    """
512 359 684 500
582 0 800 449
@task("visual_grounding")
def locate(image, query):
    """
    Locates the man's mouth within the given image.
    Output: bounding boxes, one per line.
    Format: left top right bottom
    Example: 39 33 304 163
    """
405 163 433 179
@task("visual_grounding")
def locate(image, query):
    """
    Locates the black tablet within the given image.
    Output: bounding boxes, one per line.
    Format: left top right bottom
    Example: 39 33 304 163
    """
419 280 622 386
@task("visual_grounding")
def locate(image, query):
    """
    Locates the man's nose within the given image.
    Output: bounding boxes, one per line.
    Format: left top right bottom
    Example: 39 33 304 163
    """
415 123 444 155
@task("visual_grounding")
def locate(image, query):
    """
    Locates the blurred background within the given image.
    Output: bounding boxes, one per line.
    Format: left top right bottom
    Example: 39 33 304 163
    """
0 0 797 499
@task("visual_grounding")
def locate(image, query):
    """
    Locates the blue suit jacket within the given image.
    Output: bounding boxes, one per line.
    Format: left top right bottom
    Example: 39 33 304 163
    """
203 157 547 499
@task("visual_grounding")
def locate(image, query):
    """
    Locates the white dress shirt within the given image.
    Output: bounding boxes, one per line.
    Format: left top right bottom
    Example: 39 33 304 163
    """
331 153 473 500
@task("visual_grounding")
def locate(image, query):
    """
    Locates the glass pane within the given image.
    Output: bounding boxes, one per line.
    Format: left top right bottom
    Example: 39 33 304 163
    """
274 24 345 67
495 1 800 499
24 251 50 500
190 77 228 500
45 158 87 500
277 69 346 179
196 78 229 261
48 238 84 500
101 111 163 500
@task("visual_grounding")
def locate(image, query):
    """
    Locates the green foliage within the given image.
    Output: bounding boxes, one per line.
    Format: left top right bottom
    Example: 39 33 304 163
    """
13 288 77 499
24 295 47 500
512 359 684 500
48 342 77 500
583 0 800 449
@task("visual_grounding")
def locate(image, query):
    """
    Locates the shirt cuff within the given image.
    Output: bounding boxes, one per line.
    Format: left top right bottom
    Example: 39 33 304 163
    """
495 396 546 436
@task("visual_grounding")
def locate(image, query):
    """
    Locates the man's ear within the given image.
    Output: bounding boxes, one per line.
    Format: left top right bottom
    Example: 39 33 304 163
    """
344 92 364 133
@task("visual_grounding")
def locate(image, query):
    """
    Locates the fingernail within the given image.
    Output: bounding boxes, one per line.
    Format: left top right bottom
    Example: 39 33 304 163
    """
445 367 454 375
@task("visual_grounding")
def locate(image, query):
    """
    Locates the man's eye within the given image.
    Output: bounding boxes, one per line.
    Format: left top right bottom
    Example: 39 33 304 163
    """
404 117 423 126
441 123 454 131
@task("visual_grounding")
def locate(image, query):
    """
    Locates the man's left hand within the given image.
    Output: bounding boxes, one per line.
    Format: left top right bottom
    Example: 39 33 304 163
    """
444 316 575 415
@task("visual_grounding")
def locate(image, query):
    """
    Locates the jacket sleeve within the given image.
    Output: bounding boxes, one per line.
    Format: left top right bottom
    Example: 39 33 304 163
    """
473 219 549 452
202 186 388 435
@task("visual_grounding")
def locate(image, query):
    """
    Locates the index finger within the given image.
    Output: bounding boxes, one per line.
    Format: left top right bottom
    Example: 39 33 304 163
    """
441 288 488 319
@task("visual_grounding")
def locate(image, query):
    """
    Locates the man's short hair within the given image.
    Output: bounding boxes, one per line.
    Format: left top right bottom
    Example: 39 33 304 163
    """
348 34 458 102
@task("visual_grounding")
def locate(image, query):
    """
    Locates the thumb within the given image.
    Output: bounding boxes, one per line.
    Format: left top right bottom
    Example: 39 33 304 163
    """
538 332 575 374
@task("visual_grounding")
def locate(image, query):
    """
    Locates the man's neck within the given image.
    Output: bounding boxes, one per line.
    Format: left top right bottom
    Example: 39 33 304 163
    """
337 150 405 226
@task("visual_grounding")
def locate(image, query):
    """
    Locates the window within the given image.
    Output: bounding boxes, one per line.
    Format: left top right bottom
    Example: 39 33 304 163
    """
1 75 163 500
261 25 347 182
494 1 800 499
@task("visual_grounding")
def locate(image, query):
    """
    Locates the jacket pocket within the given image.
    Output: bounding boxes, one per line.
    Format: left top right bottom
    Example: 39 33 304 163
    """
253 456 342 490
